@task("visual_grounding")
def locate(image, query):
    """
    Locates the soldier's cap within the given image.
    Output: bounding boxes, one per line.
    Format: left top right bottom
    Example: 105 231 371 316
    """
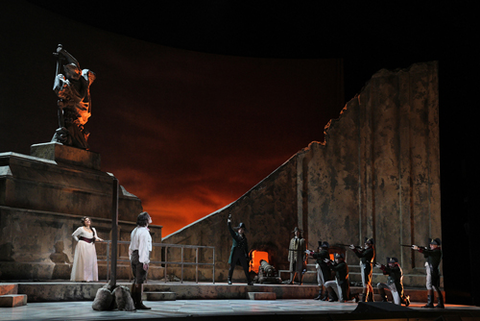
321 241 329 248
334 253 344 259
292 227 302 233
429 238 441 245
364 237 374 245
387 257 398 264
235 222 247 231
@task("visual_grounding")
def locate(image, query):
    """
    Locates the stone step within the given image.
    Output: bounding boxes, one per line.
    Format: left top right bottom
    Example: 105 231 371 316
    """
0 283 18 296
247 292 276 300
144 291 177 301
0 294 28 307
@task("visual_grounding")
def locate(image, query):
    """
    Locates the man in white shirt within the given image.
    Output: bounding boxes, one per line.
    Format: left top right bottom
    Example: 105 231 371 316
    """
129 212 153 310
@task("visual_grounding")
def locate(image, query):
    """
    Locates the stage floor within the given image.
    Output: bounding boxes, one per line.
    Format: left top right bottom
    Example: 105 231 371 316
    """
2 299 480 321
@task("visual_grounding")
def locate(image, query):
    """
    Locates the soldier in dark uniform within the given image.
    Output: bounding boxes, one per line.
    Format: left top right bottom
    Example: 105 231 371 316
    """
227 217 253 285
350 237 375 302
376 257 410 306
412 238 443 308
307 241 331 300
323 253 351 302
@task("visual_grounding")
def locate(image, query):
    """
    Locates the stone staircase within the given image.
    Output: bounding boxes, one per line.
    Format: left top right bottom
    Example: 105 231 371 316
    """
0 283 27 307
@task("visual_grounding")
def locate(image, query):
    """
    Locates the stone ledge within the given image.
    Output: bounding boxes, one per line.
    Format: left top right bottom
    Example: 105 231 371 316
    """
0 283 18 296
247 292 276 300
144 291 177 301
0 294 27 307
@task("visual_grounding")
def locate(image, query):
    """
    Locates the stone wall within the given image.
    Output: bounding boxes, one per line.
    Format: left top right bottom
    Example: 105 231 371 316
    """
0 143 163 280
0 206 162 280
163 158 299 282
163 61 440 287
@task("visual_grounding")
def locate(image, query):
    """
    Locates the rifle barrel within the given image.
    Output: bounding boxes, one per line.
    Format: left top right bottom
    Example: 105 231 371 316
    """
336 244 362 249
401 244 428 249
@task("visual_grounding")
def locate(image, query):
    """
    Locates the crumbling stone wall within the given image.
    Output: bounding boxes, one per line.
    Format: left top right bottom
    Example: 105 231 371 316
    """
164 61 440 287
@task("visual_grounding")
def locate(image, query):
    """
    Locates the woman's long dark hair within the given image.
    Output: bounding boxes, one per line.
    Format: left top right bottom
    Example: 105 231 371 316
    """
81 216 96 242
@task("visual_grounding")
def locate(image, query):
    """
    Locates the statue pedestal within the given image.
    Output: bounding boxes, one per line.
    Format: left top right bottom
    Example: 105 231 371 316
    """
30 142 101 170
1 142 142 221
0 143 162 280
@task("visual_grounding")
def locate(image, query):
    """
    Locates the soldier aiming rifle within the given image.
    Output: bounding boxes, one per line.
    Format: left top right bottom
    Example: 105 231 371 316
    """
409 238 444 308
348 238 376 302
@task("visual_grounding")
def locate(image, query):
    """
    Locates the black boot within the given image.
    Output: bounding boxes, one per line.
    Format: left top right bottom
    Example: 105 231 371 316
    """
367 291 374 302
135 284 151 310
327 287 337 302
435 291 445 308
130 284 138 307
423 294 434 308
228 267 233 285
314 288 323 300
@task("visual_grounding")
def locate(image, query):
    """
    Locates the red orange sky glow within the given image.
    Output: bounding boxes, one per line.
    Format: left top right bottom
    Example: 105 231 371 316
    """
1 3 345 238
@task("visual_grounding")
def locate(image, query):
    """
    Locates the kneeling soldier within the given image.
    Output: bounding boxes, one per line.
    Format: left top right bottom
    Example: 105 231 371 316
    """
376 257 410 306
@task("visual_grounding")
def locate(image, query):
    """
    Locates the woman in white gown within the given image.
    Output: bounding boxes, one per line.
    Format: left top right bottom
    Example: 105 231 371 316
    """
70 217 103 281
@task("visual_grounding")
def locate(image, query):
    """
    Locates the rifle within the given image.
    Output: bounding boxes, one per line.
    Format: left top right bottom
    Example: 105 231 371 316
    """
401 244 428 250
336 244 363 250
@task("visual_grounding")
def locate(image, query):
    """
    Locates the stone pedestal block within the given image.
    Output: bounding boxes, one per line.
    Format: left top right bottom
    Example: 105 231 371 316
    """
0 149 141 222
0 294 27 307
30 142 101 170
0 283 17 296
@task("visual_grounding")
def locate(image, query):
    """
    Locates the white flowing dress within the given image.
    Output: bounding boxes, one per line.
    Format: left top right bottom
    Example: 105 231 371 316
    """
70 227 99 281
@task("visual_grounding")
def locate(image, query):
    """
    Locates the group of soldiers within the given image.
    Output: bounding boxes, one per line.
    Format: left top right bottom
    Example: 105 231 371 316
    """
227 219 444 308
286 228 444 308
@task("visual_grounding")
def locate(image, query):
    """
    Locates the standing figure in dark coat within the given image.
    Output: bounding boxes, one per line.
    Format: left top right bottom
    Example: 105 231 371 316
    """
350 237 375 302
376 257 410 306
307 241 331 300
323 253 351 302
284 227 306 284
412 238 444 308
227 217 253 285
